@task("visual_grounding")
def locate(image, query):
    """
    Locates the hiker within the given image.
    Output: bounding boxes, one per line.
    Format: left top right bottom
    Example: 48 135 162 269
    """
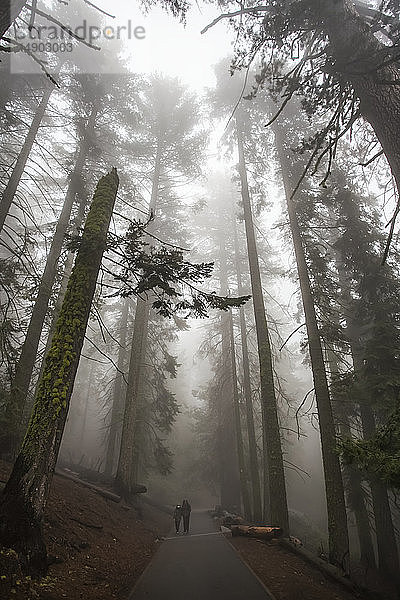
181 499 191 533
173 504 182 533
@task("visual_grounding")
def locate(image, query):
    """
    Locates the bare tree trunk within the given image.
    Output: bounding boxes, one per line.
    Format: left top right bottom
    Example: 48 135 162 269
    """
340 416 376 570
2 107 98 452
274 127 349 571
78 362 95 455
233 218 262 523
236 113 289 532
115 298 149 497
0 168 119 575
218 229 242 513
0 82 54 233
228 310 252 519
104 299 130 476
115 140 162 498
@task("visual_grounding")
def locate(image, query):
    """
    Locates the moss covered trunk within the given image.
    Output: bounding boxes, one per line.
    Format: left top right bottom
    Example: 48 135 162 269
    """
2 106 98 453
236 113 289 531
0 168 119 575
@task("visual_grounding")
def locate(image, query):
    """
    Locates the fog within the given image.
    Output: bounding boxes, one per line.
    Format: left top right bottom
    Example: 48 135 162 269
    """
1 0 400 596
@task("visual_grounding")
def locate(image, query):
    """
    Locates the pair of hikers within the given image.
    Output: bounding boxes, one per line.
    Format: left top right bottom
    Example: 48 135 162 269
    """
173 499 191 534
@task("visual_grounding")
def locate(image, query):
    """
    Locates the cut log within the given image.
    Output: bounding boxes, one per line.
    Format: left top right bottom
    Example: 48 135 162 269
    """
231 525 283 540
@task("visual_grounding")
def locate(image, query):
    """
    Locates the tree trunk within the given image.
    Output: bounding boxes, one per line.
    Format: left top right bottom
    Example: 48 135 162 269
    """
233 218 263 523
2 106 98 452
0 82 54 233
0 168 119 575
0 0 27 40
78 362 95 455
340 416 376 570
360 406 399 580
115 139 162 497
327 348 376 570
115 298 149 497
218 230 243 513
27 186 90 424
228 310 252 519
274 127 349 571
348 322 399 580
236 113 289 532
104 298 130 476
323 0 400 200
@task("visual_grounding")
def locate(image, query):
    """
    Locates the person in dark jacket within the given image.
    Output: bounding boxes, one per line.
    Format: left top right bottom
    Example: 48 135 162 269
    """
181 499 191 533
173 504 182 533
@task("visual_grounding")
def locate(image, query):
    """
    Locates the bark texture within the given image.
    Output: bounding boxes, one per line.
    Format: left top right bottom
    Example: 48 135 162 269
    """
0 168 119 574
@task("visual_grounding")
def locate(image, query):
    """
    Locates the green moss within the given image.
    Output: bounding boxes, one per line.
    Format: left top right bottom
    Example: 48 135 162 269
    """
19 169 119 462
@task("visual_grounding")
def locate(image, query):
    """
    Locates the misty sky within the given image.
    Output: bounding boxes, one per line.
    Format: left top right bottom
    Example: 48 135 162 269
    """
96 1 234 88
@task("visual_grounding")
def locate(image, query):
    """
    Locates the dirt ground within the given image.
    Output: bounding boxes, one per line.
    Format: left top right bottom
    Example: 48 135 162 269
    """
0 461 171 600
231 537 370 600
1 460 397 600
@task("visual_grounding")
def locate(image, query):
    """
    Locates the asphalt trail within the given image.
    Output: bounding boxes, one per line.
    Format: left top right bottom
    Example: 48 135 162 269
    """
129 509 274 600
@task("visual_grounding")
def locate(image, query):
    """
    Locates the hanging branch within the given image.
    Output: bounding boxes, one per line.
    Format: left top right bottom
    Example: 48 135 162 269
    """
279 322 306 351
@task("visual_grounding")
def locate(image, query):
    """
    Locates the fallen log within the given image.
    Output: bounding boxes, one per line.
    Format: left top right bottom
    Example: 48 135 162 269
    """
55 468 122 503
231 525 283 540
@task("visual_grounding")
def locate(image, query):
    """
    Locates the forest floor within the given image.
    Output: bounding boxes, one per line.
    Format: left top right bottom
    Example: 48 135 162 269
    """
0 460 171 600
0 458 397 600
231 537 397 600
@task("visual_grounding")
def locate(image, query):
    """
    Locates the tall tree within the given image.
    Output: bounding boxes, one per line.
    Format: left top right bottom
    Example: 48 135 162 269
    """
327 180 400 580
236 111 289 531
233 218 262 522
116 74 207 498
273 122 350 571
1 101 99 451
104 298 130 476
0 168 119 574
218 223 243 513
0 80 55 234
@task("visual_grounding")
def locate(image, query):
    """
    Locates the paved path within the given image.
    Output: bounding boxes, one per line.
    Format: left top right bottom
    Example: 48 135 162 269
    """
129 509 274 600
